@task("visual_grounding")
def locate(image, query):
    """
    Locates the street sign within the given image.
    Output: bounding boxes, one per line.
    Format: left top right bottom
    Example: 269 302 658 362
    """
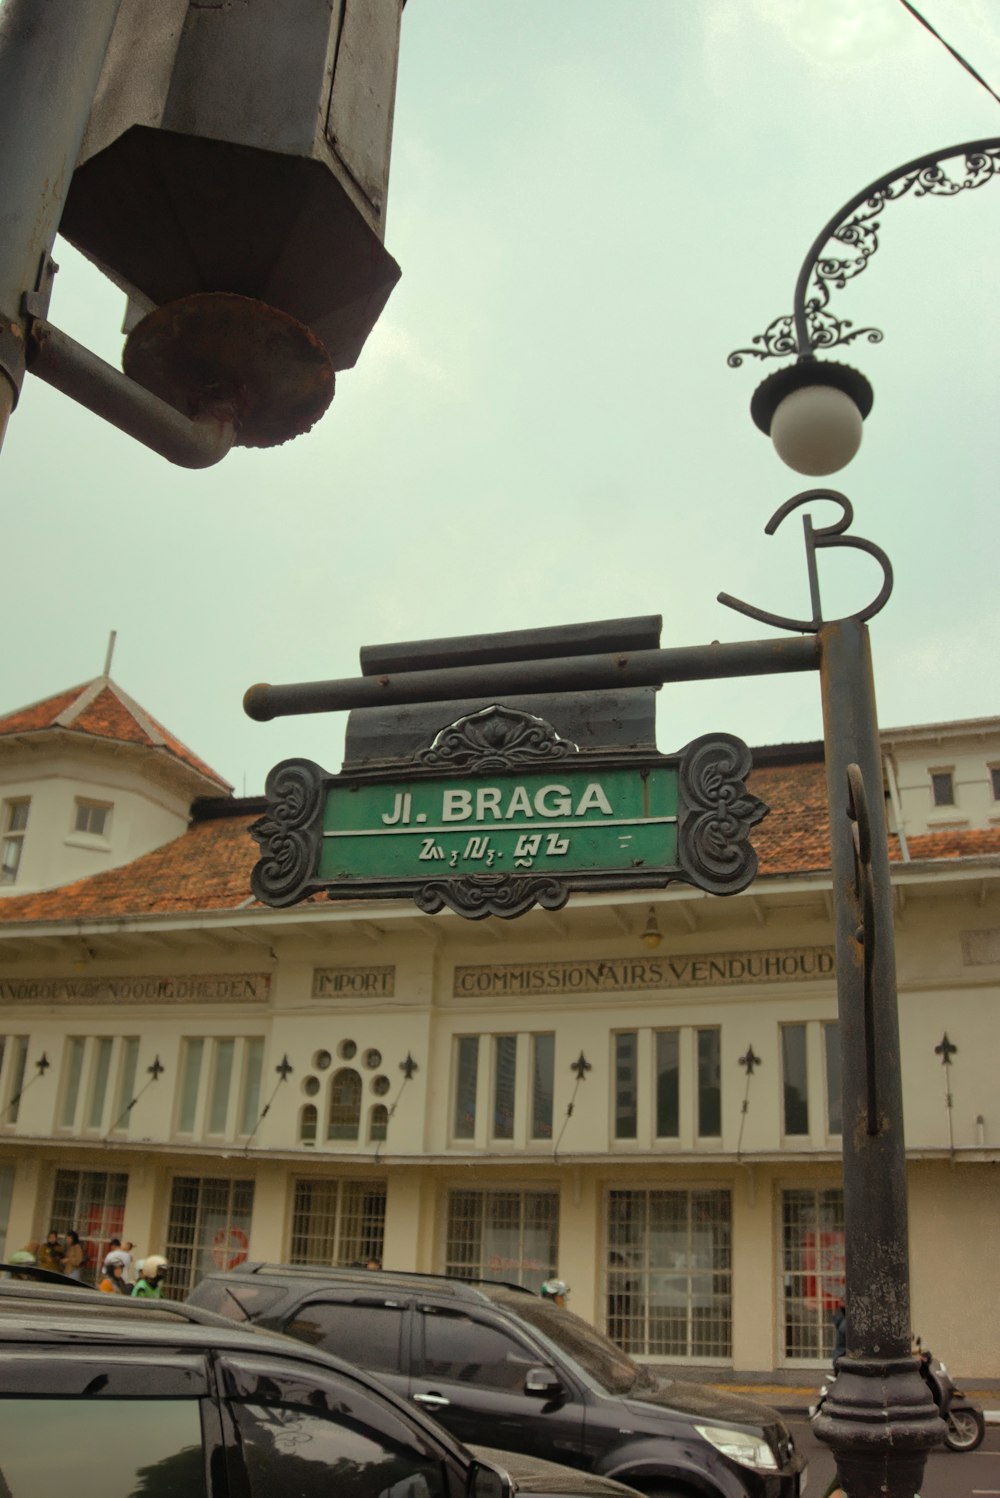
250 706 767 920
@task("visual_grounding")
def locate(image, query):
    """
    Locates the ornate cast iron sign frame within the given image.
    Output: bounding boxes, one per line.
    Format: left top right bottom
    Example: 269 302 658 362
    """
250 706 766 919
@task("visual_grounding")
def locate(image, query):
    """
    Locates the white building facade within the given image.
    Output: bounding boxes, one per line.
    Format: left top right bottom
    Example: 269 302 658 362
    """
1 682 998 1378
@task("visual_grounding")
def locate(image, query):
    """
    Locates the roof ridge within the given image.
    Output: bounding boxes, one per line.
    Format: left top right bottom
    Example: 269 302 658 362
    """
103 678 168 748
53 676 108 727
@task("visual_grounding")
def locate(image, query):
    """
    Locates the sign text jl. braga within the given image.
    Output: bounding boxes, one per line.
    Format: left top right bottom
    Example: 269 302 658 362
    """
453 947 835 997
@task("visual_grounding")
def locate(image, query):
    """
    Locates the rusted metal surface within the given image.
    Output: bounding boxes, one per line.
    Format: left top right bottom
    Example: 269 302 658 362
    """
123 293 334 448
28 320 235 470
815 619 943 1498
61 0 404 372
0 0 122 448
244 635 821 722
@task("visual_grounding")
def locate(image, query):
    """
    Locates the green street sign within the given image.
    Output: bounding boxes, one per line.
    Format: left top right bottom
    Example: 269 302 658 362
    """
250 706 766 920
317 765 679 883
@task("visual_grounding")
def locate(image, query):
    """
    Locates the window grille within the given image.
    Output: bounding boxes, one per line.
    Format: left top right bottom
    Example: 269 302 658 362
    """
781 1187 845 1361
165 1175 254 1299
49 1168 129 1283
605 1187 732 1359
289 1179 386 1265
327 1069 362 1140
445 1189 558 1293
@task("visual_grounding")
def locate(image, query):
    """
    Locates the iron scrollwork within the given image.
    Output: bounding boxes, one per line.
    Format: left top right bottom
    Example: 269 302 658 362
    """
719 489 893 633
414 873 569 921
414 704 578 771
728 138 1000 367
249 758 325 907
677 734 767 894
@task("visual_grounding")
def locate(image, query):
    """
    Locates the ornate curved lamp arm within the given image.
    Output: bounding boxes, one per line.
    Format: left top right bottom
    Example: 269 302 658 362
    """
728 136 1000 367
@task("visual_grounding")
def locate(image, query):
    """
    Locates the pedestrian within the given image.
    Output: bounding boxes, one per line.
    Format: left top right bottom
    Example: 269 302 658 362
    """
63 1229 85 1281
131 1254 169 1298
35 1230 64 1274
832 1300 846 1365
540 1277 569 1307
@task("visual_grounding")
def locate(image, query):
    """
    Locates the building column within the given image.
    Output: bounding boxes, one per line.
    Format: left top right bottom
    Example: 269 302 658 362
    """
731 1167 775 1372
558 1167 599 1327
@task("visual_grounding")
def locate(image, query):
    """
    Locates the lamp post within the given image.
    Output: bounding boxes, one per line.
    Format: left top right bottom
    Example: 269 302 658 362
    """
729 137 1000 476
726 139 1000 1498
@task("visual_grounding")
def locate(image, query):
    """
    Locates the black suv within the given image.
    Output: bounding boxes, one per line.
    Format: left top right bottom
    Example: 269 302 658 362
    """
0 1281 643 1498
189 1265 806 1498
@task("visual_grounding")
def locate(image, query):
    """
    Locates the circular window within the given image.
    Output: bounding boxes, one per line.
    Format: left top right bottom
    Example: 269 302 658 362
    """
338 1039 357 1061
313 1049 332 1071
302 1075 320 1097
372 1075 391 1096
363 1047 382 1070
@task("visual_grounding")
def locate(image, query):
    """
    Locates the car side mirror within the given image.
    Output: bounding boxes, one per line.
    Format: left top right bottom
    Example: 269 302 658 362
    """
467 1458 514 1498
525 1366 563 1399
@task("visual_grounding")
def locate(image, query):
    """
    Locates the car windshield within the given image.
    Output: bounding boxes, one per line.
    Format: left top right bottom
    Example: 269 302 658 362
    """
484 1290 660 1397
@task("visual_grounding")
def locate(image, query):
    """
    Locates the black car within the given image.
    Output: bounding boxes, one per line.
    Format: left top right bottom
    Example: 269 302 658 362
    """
0 1282 644 1498
189 1265 806 1498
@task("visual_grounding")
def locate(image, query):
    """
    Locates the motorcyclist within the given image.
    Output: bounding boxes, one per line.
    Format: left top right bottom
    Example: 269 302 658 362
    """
131 1253 169 1298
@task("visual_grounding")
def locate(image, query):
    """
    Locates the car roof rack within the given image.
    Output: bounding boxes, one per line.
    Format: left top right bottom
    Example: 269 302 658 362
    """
226 1263 534 1297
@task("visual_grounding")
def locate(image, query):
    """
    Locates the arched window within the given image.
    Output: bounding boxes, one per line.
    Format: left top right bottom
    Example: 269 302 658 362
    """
369 1105 389 1142
299 1104 317 1146
327 1069 361 1140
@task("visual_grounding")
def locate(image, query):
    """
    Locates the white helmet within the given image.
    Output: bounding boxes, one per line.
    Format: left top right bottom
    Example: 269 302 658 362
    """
103 1250 130 1271
142 1254 169 1278
541 1278 569 1300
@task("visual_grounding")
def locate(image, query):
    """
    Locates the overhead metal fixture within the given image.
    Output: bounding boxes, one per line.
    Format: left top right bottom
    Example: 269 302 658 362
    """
640 907 663 950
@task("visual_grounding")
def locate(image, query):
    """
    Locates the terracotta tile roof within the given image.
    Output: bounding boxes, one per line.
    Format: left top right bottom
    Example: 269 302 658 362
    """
0 815 259 921
0 760 996 926
750 761 832 876
0 677 230 791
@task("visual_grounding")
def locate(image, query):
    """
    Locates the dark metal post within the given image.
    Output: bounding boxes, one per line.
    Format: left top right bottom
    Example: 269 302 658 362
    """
0 0 123 454
815 618 942 1498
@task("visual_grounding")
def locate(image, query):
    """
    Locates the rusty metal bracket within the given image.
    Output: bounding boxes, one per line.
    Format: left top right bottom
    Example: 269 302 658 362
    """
847 762 879 1135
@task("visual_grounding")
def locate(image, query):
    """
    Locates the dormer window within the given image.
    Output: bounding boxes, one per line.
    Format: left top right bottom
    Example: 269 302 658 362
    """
1 800 29 884
74 800 111 837
930 770 955 807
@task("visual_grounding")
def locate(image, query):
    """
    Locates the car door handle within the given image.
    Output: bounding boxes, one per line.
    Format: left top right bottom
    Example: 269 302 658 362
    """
413 1393 451 1410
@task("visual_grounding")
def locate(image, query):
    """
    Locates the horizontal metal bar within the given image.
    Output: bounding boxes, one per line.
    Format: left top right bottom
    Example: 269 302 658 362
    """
27 320 236 469
244 634 821 721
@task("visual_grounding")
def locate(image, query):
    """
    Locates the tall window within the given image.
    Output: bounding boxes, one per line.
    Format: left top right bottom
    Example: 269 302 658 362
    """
824 1022 842 1135
453 1037 479 1140
614 1032 638 1140
782 1187 845 1361
530 1033 554 1140
991 766 1000 802
606 1188 731 1359
697 1028 721 1137
492 1036 516 1140
327 1069 362 1140
175 1037 266 1140
445 1189 558 1292
0 1036 29 1126
50 1168 129 1282
59 1038 86 1128
655 1030 679 1138
781 1024 809 1136
165 1175 254 1298
290 1179 386 1265
0 799 29 884
109 1037 140 1134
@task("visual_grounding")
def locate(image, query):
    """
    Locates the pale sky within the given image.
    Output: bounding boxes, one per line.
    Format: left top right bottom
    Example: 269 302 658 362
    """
3 0 998 794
